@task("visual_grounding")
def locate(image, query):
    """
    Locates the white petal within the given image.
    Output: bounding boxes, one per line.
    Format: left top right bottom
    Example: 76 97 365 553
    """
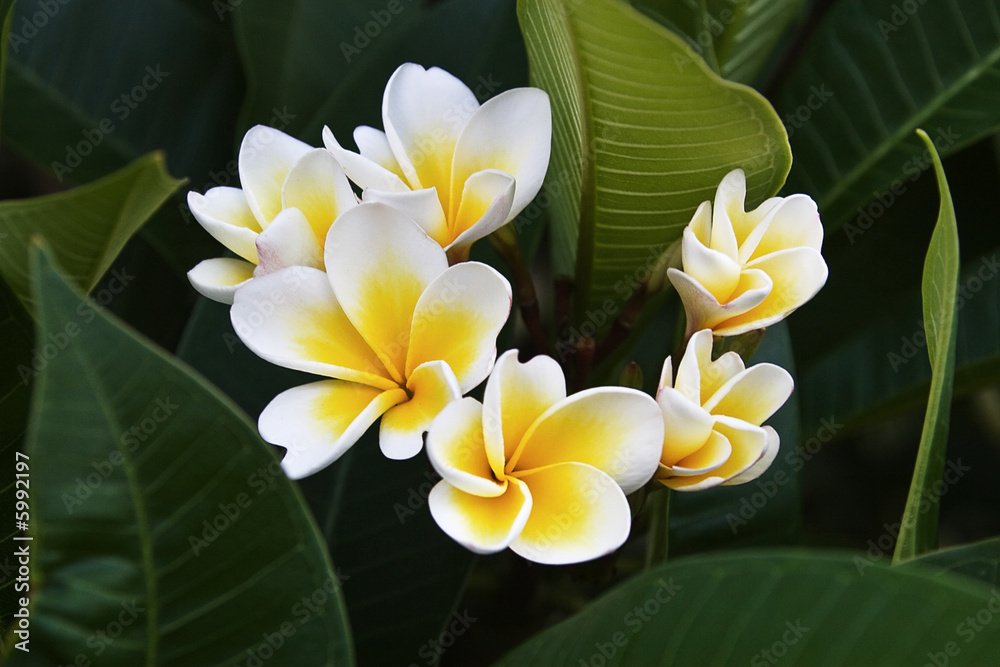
450 87 551 222
746 194 824 262
725 425 780 485
668 267 771 336
656 386 714 467
379 360 461 460
281 148 358 245
666 429 732 476
511 462 630 565
260 380 406 479
187 258 254 304
681 224 742 302
324 202 448 383
427 397 506 497
483 350 566 475
703 362 794 426
672 329 712 405
322 125 409 192
362 187 449 247
354 125 407 181
709 169 744 258
231 266 396 389
239 125 313 226
429 476 532 555
512 388 664 494
188 188 260 263
383 63 479 197
254 207 323 276
406 262 512 393
446 169 516 251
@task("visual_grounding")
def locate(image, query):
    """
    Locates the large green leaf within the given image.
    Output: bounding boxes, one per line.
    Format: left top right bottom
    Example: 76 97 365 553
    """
517 0 790 322
894 129 960 563
495 550 1000 665
0 152 182 312
630 0 806 83
176 298 476 667
902 537 1000 588
5 249 352 665
776 0 1000 230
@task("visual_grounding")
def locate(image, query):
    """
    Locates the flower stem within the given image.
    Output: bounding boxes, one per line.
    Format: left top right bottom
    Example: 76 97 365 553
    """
644 486 671 569
488 228 550 356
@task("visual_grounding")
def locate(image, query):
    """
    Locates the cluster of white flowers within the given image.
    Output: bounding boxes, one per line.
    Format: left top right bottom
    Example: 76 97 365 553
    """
187 63 827 565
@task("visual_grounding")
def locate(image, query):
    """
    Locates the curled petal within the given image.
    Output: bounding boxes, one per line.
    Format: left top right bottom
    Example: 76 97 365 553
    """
187 257 254 304
512 388 663 494
681 224 742 303
362 187 449 247
354 125 408 183
746 194 824 262
662 417 768 491
322 126 408 193
668 267 771 336
703 362 794 426
281 148 358 245
714 248 828 336
239 126 313 226
483 350 566 473
429 476 531 555
188 188 260 263
231 266 395 389
656 386 714 467
260 380 407 480
383 63 479 196
379 360 461 460
511 463 630 565
725 425 780 485
427 398 506 497
668 429 731 476
709 169 744 258
447 169 516 251
450 87 551 222
701 351 746 404
672 328 712 405
406 262 512 393
325 203 448 382
254 208 323 276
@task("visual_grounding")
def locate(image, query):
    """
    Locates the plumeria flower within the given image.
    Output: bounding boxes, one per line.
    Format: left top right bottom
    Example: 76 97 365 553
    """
655 329 793 491
426 350 663 565
187 125 358 303
322 63 551 261
230 202 512 478
667 169 828 337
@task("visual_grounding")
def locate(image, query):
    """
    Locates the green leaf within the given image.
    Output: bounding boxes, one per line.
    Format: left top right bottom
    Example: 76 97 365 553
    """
176 298 477 667
0 0 16 133
630 0 806 83
0 152 182 313
901 536 1000 588
494 550 1000 666
4 0 243 185
517 0 790 322
7 248 353 665
893 129 961 564
776 0 1000 231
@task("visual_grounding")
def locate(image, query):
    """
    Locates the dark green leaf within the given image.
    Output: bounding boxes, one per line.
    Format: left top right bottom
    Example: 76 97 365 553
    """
902 536 1000 587
6 248 353 666
495 550 1000 665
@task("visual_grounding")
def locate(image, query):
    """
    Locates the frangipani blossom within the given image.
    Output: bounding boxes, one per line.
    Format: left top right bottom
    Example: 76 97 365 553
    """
187 125 357 303
323 63 551 260
427 350 663 565
231 202 512 478
656 329 793 491
667 169 828 337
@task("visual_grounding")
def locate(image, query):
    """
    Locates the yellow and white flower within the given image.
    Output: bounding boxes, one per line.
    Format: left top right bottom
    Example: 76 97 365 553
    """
655 329 793 491
668 169 828 337
231 202 512 478
187 126 357 303
426 350 663 564
323 63 551 259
